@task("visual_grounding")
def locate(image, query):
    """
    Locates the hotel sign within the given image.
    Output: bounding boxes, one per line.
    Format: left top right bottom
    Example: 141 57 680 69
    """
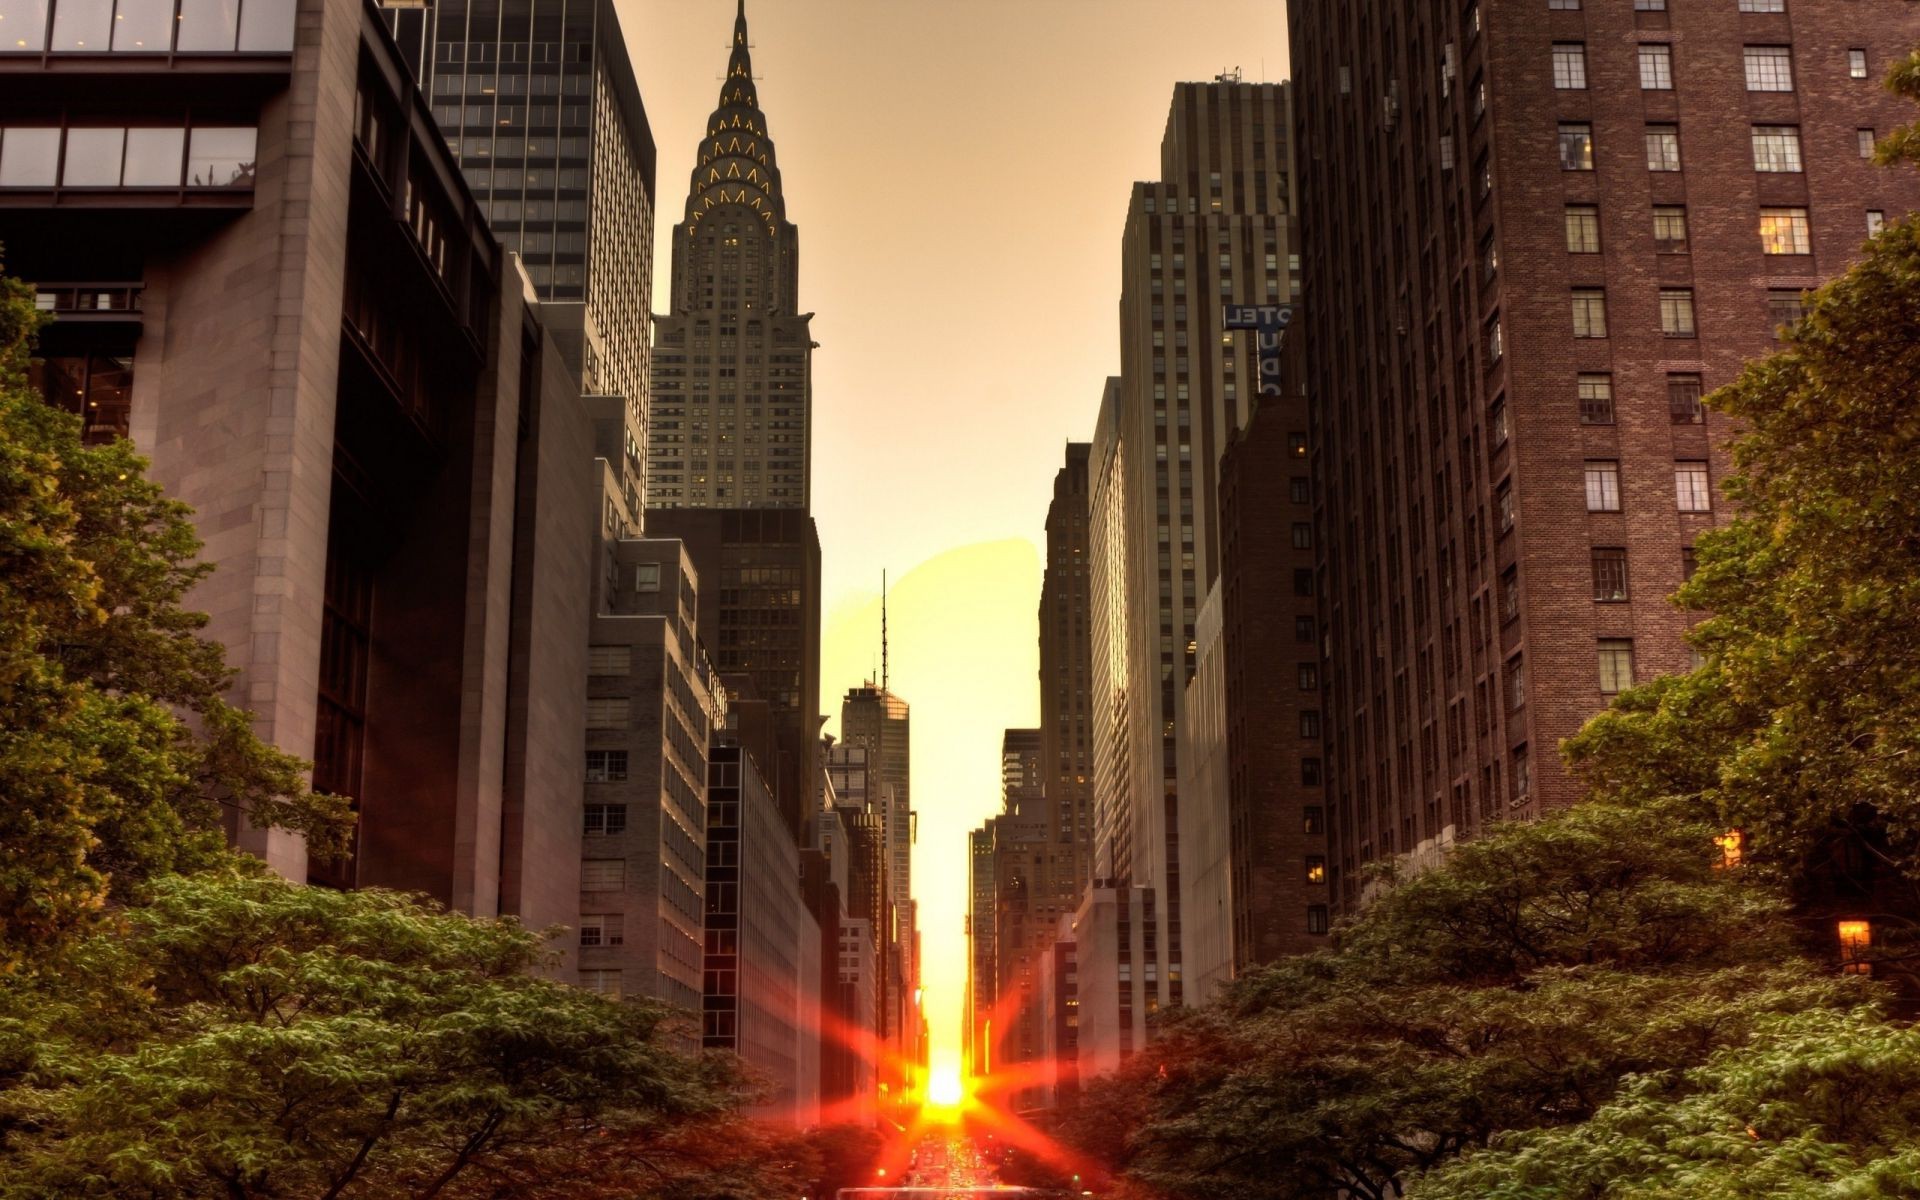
1223 304 1294 396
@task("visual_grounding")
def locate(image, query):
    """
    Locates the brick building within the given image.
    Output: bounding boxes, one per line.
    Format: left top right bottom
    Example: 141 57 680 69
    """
1291 0 1920 911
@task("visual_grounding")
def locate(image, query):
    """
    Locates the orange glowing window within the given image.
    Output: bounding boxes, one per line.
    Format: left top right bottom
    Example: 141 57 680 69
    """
1839 919 1872 975
1713 829 1744 869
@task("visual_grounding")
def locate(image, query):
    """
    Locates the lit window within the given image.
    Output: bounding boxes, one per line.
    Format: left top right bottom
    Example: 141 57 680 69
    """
1759 206 1811 255
1559 122 1594 171
1638 44 1673 90
1598 639 1635 694
1585 461 1622 512
1675 462 1712 512
1744 46 1794 92
1305 856 1327 885
1751 125 1802 172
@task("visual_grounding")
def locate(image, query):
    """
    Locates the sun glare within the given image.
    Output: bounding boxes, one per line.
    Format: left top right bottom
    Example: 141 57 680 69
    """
926 1065 965 1111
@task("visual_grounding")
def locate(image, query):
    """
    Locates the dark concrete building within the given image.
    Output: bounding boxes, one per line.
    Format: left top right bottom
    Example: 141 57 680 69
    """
1040 442 1095 900
1291 0 1920 912
1 0 596 942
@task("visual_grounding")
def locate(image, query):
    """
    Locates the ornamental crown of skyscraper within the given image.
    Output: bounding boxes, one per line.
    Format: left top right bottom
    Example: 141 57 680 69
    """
687 0 786 232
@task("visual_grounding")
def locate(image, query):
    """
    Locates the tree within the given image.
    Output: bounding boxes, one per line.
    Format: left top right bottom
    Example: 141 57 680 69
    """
0 258 349 964
1057 800 1870 1200
1409 1007 1920 1199
0 868 734 1199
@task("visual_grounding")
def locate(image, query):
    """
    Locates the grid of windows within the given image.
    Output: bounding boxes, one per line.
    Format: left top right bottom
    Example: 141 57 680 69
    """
1759 207 1811 255
1559 123 1594 171
1565 204 1600 253
584 803 628 835
1592 548 1629 602
1675 462 1713 512
1638 44 1673 90
1578 373 1615 424
1653 206 1689 252
1598 640 1636 694
1571 289 1608 338
1645 125 1681 172
1585 461 1622 512
1751 126 1803 172
1553 43 1588 90
1668 374 1705 425
579 913 625 947
1660 289 1697 337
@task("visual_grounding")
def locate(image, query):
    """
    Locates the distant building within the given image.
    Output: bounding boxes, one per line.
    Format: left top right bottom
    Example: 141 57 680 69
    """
578 539 720 1009
1290 0 1920 909
1070 883 1154 1080
647 0 813 511
1040 443 1096 900
1 0 598 946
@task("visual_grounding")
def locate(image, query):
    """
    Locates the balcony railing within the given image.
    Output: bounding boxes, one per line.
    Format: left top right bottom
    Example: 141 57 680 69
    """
0 0 295 54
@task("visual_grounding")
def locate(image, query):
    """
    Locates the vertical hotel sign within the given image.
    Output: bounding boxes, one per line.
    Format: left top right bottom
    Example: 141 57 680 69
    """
1223 304 1294 396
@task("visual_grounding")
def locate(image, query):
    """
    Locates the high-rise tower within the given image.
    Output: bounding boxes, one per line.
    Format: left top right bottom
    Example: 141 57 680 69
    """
1290 0 1920 914
648 0 814 511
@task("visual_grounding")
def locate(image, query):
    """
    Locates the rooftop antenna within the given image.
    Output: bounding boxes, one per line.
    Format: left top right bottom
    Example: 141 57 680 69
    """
881 569 889 693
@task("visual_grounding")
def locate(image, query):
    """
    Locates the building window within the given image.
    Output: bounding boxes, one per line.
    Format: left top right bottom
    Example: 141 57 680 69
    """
581 859 626 890
1507 654 1527 710
1645 125 1682 172
1682 546 1699 581
1512 746 1532 802
1768 290 1807 336
1304 806 1325 834
1868 210 1886 236
1491 398 1510 446
1858 128 1877 160
1553 43 1589 89
1486 314 1504 362
1578 373 1615 424
1850 49 1869 80
1296 615 1316 642
579 969 622 998
584 803 628 835
1565 204 1600 253
1638 44 1674 90
1634 0 1665 9
1675 461 1712 512
587 645 631 676
1293 567 1314 597
585 698 629 730
1288 432 1308 458
1592 547 1629 602
1598 639 1636 694
1751 125 1803 172
1745 46 1794 92
1292 522 1313 549
1760 207 1811 255
633 562 661 592
579 913 625 947
1301 757 1322 786
585 750 629 783
1571 289 1608 338
1738 0 1785 9
1501 566 1521 623
1559 122 1595 171
1305 856 1328 885
1585 461 1622 512
1298 663 1319 691
1668 373 1705 424
1496 482 1515 533
1306 905 1330 935
1653 205 1689 253
1300 710 1322 738
1660 288 1697 338
1549 0 1580 7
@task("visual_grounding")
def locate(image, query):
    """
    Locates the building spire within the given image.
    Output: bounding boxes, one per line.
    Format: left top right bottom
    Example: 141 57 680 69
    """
685 0 786 231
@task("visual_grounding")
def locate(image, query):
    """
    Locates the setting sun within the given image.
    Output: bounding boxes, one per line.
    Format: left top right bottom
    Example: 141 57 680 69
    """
926 1065 966 1111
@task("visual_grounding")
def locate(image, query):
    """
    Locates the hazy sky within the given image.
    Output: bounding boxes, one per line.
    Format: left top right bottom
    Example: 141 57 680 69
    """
621 0 1289 1075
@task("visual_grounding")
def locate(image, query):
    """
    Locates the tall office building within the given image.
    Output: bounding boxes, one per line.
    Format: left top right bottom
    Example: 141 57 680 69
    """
967 824 996 1075
1040 443 1095 899
647 0 814 510
840 682 912 1105
1 0 598 938
1290 1 1920 912
1087 81 1297 1055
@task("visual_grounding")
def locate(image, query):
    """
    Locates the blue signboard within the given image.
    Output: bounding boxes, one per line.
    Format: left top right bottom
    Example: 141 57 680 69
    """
1223 304 1293 396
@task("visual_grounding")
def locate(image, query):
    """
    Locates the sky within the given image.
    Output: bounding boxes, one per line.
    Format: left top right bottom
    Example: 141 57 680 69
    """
621 0 1289 1074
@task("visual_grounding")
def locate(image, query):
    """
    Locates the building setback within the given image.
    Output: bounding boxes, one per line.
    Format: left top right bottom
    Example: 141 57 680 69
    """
647 0 812 510
1289 0 1920 912
2 0 597 942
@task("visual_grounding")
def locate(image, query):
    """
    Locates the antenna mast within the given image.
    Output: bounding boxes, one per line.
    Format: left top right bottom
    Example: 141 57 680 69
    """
881 569 889 693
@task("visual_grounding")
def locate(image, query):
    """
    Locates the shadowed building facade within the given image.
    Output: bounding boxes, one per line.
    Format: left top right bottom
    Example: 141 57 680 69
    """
1290 0 1920 914
0 0 598 948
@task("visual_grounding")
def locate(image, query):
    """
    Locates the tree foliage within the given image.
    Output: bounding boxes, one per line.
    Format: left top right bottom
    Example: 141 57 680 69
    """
0 261 349 963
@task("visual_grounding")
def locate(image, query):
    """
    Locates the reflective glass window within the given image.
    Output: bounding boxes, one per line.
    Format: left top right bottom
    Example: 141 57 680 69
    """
187 126 255 187
0 0 52 50
122 127 184 184
49 0 110 49
236 0 293 50
61 127 125 185
176 0 239 50
0 127 61 186
112 0 171 50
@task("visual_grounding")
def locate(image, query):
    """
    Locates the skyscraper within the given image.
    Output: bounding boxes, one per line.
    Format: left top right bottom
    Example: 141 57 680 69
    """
1290 0 1920 913
1087 81 1297 1051
647 0 813 511
1040 442 1095 898
383 0 655 522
